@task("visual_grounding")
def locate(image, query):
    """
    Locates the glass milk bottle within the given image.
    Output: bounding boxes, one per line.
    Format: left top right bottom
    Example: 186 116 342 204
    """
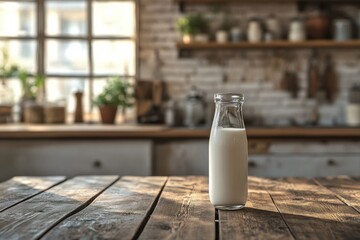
209 93 248 210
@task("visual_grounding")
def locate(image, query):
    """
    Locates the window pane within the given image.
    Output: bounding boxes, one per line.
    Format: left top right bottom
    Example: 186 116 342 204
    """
93 1 135 37
5 79 22 103
46 1 87 36
0 2 36 36
0 41 37 72
93 78 107 97
46 40 89 74
93 40 135 75
46 78 90 113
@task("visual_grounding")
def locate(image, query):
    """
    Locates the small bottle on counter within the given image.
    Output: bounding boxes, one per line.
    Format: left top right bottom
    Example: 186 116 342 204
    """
164 100 177 127
74 91 84 123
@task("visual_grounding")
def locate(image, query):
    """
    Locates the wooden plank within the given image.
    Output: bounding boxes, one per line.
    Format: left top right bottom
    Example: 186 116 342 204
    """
42 176 167 240
0 176 118 239
315 176 360 214
265 178 360 240
219 177 293 240
0 176 65 212
138 176 215 240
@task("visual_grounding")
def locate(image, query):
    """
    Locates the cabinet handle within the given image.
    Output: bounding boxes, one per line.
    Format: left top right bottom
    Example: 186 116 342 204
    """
93 159 102 169
249 161 257 168
327 159 336 166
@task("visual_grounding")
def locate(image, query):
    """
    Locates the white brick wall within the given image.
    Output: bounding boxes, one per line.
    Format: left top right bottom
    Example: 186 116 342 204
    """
139 0 360 125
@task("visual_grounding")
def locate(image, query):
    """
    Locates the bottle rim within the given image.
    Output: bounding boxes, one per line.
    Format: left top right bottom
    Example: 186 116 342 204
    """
214 93 244 102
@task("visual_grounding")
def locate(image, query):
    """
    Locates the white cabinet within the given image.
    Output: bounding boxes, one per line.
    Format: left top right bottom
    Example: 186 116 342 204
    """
0 140 152 181
155 140 208 175
249 155 360 178
1 138 359 180
154 140 360 177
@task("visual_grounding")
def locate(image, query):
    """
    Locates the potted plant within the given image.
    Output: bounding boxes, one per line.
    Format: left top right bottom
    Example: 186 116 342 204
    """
93 77 134 124
216 16 232 43
19 70 44 101
18 70 45 123
177 14 209 43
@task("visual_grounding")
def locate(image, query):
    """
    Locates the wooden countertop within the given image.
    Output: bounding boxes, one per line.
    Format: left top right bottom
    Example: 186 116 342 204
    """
0 176 359 239
0 124 359 139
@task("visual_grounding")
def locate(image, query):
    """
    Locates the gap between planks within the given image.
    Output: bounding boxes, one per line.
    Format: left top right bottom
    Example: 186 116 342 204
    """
268 191 296 240
36 176 121 240
0 176 119 239
215 209 219 240
266 177 360 239
0 176 66 213
40 176 169 240
131 177 169 240
313 177 360 215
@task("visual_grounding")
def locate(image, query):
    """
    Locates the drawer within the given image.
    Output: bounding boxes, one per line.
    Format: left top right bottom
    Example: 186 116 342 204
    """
249 155 360 178
0 140 152 180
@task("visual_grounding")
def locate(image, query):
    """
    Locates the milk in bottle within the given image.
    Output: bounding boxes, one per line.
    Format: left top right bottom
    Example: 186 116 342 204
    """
209 93 248 210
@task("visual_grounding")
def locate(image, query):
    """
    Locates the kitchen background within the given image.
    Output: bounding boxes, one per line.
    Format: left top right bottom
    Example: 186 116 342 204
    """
140 1 360 127
0 0 359 181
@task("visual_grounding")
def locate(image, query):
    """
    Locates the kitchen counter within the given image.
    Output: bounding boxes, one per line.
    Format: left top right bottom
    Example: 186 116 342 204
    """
0 124 359 140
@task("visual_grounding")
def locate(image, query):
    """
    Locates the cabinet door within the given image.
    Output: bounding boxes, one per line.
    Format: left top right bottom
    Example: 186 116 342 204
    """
249 155 360 178
0 140 152 181
155 140 208 176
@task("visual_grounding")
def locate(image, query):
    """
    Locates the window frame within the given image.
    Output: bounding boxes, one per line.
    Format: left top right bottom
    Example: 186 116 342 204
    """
0 0 139 112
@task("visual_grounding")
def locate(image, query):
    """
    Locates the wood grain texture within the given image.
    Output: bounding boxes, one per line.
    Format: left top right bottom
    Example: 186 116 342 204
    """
0 176 118 239
219 177 293 240
266 178 360 240
315 176 360 214
0 176 65 212
139 176 215 240
42 176 167 240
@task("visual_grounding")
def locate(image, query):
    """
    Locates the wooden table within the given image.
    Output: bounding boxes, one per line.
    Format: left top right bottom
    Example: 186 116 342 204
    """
0 176 359 239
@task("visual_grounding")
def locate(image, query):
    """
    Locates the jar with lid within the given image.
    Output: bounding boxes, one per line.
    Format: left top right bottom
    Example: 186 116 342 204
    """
209 93 248 210
288 18 306 42
247 19 263 42
183 87 206 128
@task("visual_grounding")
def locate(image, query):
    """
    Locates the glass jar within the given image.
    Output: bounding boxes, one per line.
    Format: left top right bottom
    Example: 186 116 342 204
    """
209 93 248 210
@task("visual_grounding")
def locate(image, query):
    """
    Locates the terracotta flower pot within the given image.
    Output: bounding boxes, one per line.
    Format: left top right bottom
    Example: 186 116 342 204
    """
99 105 118 124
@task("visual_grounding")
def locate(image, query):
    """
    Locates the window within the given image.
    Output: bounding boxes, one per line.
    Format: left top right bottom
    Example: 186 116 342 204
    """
0 0 137 117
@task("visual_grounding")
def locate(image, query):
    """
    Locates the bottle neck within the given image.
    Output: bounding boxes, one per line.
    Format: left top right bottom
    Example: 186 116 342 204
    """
213 101 245 129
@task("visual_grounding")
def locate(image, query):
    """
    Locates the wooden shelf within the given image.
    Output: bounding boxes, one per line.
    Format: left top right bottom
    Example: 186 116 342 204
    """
175 0 360 12
174 0 360 4
177 40 360 50
0 124 359 140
